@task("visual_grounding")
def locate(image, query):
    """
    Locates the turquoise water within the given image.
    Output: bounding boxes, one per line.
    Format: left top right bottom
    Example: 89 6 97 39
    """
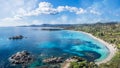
0 27 109 68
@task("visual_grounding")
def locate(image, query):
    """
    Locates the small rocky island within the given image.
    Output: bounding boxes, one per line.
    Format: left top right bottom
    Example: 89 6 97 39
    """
9 35 24 40
41 27 64 31
9 50 33 67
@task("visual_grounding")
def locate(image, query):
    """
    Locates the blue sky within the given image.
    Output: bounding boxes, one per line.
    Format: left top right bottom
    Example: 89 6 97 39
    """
0 0 120 26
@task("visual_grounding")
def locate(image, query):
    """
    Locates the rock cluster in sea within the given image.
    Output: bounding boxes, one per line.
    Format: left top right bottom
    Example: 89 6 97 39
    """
65 56 85 62
9 35 24 40
9 50 33 66
41 27 64 31
43 56 64 64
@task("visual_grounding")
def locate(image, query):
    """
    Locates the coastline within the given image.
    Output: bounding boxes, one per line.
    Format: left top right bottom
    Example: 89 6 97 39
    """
80 31 117 65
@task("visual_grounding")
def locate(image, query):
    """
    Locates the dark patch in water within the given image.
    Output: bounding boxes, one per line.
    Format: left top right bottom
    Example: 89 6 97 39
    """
80 51 101 61
84 41 101 49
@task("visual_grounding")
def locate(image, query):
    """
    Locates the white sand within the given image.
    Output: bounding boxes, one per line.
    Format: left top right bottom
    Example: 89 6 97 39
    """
80 31 117 65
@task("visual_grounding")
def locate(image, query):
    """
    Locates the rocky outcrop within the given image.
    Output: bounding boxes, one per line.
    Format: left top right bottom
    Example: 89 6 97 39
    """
65 56 85 62
43 56 64 64
61 56 86 68
9 35 24 40
9 50 33 67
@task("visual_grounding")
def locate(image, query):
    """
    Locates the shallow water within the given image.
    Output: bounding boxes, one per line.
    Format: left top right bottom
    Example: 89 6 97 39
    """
0 27 109 68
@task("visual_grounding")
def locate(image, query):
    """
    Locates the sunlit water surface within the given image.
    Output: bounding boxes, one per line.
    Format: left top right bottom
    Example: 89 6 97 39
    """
0 27 109 68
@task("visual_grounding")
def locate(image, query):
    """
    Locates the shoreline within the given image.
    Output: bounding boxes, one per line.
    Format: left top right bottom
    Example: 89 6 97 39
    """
80 31 117 65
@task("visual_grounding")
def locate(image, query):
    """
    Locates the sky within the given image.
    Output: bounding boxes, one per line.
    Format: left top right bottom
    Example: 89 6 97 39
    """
0 0 120 26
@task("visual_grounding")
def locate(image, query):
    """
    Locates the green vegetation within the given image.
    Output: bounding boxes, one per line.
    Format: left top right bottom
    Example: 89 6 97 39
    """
62 23 120 48
60 23 120 68
70 61 98 68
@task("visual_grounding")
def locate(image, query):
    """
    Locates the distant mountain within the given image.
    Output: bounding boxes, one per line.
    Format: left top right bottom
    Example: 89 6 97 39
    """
20 24 78 27
19 22 119 27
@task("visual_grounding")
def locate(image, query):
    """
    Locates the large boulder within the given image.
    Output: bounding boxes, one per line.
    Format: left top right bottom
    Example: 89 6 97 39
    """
9 50 33 67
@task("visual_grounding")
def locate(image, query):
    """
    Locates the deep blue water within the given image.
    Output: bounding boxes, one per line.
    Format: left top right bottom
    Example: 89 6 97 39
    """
0 27 109 68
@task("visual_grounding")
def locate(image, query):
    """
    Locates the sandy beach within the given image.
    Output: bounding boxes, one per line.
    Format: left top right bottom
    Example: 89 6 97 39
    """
80 31 117 65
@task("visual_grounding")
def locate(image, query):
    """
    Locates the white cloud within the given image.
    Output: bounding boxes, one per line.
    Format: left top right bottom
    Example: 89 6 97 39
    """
65 6 86 14
57 6 65 12
49 15 69 24
90 10 101 15
1 1 113 26
23 2 86 16
0 0 37 18
1 2 86 23
25 2 58 16
0 0 38 26
2 16 21 21
32 20 43 25
0 19 29 27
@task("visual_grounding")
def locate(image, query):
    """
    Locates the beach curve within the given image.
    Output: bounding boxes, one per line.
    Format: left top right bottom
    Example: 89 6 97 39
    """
79 31 117 65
